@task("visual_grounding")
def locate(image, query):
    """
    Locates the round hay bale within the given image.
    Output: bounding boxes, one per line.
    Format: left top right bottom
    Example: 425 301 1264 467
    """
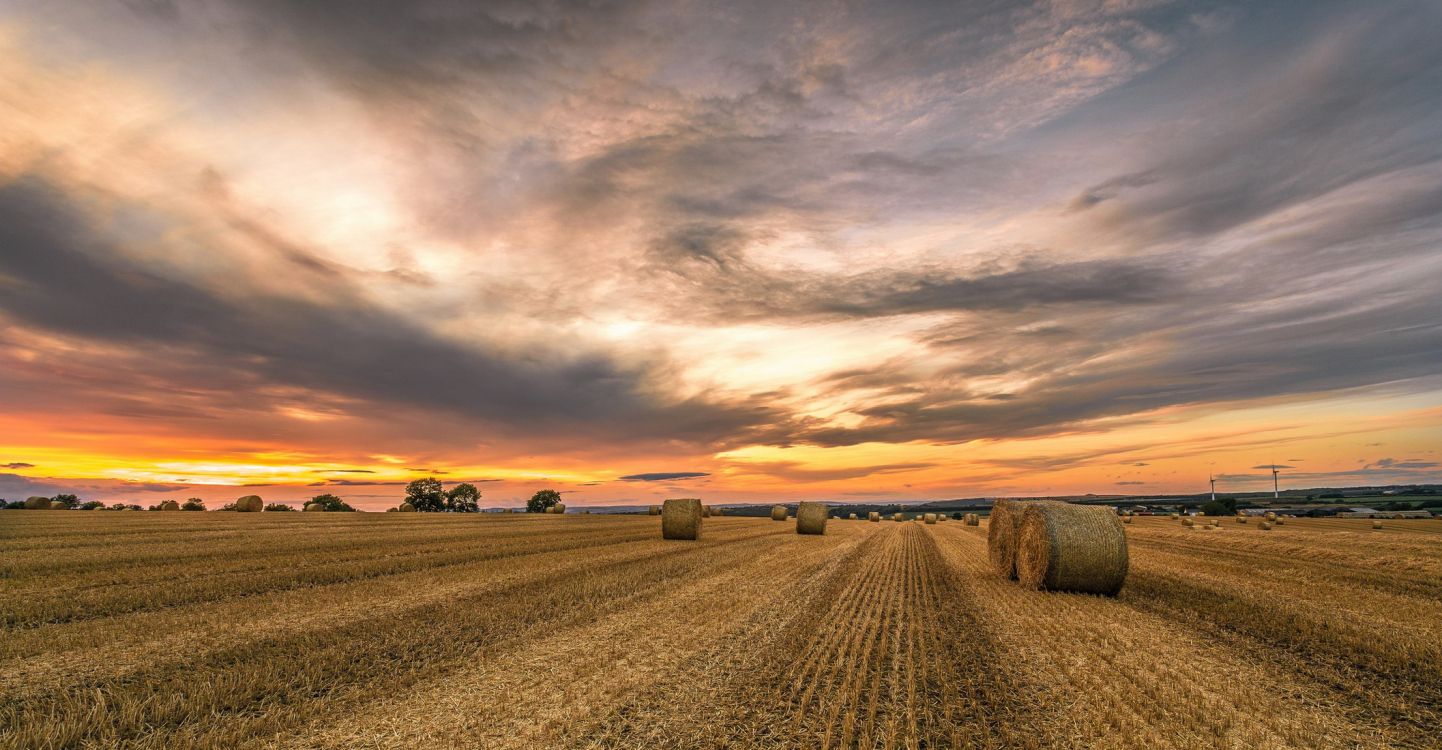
923 513 937 525
1260 521 1273 530
1236 515 1247 524
965 513 980 526
892 512 904 521
662 498 702 540
159 500 180 511
1372 520 1383 530
554 503 566 514
398 502 416 513
303 502 324 512
1170 513 1180 519
701 504 711 518
50 499 69 510
712 507 723 516
1182 517 1195 527
234 495 264 513
796 502 828 535
848 513 858 520
1122 515 1133 524
385 507 397 512
1274 517 1285 525
1015 503 1128 595
770 505 788 521
1264 512 1277 521
24 496 52 510
987 499 1031 579
868 511 880 522
648 505 661 516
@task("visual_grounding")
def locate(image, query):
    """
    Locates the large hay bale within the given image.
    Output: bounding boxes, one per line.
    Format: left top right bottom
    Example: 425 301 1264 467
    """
303 502 324 512
1015 503 1128 596
987 499 1030 579
648 505 661 516
868 511 880 522
24 496 51 509
770 505 788 521
796 502 828 535
923 513 937 525
49 500 69 510
160 500 180 511
234 495 264 513
662 498 702 540
398 502 416 512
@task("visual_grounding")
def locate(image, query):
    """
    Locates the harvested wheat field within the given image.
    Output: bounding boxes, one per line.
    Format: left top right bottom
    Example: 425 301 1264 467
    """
3 512 1440 750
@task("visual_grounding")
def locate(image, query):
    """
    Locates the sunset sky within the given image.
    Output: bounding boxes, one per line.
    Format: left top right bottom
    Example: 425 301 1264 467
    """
2 0 1441 509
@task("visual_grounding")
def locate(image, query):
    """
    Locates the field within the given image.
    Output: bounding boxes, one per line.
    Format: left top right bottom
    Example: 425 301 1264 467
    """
3 513 1440 750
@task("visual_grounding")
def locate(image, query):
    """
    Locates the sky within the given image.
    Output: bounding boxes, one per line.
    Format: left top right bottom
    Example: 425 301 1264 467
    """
2 0 1441 510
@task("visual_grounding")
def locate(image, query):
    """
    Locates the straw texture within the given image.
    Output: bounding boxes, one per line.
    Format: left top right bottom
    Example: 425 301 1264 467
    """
662 498 702 540
1015 503 1129 596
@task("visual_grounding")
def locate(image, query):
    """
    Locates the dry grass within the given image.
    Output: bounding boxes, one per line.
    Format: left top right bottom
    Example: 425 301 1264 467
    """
2 512 1435 749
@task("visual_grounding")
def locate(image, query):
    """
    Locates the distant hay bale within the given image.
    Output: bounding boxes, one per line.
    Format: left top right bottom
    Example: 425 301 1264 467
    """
303 502 324 512
1015 503 1128 595
1236 515 1247 524
770 505 788 521
712 507 723 516
24 496 51 510
662 498 702 540
1265 512 1277 521
397 502 416 513
49 500 69 510
965 513 979 526
234 495 264 513
648 505 661 516
1372 520 1383 530
554 503 566 514
924 513 937 524
1122 515 1133 524
892 513 904 521
1260 521 1273 530
701 504 711 518
385 507 397 512
1170 513 1180 519
796 502 829 535
848 513 858 520
868 511 880 522
1274 517 1285 525
1182 517 1195 527
160 500 180 511
988 499 1033 579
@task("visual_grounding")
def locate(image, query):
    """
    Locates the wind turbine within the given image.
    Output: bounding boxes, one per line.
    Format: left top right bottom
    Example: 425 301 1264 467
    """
1271 464 1281 499
1209 473 1216 503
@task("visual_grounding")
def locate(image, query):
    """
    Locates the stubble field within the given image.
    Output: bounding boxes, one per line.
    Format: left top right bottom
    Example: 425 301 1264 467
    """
2 512 1440 750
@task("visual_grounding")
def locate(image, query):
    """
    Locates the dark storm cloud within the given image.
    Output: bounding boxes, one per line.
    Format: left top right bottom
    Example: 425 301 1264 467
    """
0 180 784 447
3 462 35 469
618 472 710 482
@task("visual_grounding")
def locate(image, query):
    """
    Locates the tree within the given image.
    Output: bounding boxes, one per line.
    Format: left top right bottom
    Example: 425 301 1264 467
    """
308 494 356 512
1200 497 1238 516
264 502 295 512
404 478 447 512
528 489 561 513
51 494 80 509
81 500 106 510
181 498 206 511
446 483 481 513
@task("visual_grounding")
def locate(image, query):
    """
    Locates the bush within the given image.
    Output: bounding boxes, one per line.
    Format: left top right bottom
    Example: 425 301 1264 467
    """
264 502 295 512
51 494 80 509
306 494 356 512
528 489 561 513
80 501 106 510
181 498 206 511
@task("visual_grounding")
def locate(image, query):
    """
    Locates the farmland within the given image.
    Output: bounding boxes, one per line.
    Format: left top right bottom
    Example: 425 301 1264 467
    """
3 513 1440 749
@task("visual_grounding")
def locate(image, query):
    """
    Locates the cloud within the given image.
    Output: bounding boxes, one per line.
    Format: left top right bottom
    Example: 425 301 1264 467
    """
727 461 934 483
2 462 35 469
618 472 711 482
1116 481 1146 486
1251 465 1295 470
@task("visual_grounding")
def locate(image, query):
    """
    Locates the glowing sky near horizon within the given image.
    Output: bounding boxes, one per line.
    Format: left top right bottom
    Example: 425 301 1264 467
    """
2 0 1440 509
